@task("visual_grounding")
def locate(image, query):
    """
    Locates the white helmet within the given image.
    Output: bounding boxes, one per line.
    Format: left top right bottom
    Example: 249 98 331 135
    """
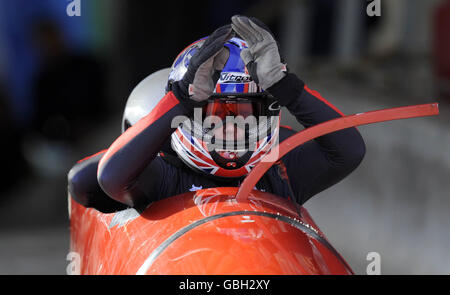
122 68 171 133
121 68 181 159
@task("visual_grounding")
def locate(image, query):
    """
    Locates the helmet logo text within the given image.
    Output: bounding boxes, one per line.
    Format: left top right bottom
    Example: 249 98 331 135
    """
219 72 252 84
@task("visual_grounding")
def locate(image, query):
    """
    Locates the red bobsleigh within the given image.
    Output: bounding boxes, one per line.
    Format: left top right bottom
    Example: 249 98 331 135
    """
69 103 438 275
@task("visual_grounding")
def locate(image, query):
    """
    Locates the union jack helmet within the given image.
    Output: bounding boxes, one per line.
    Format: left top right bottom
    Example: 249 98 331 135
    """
168 37 280 179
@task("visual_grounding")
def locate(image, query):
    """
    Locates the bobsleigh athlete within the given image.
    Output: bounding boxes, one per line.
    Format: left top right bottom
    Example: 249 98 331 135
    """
68 16 366 212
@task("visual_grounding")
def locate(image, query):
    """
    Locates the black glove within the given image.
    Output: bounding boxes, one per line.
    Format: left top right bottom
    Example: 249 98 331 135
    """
172 25 234 106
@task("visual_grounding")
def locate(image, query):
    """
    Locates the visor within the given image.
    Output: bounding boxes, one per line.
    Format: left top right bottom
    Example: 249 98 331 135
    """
202 98 263 121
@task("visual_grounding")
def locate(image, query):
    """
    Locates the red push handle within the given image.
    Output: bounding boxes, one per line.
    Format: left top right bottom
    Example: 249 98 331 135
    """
236 103 439 200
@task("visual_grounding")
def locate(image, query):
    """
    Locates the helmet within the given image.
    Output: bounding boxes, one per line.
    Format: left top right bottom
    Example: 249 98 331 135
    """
122 68 171 133
122 67 176 157
169 37 281 179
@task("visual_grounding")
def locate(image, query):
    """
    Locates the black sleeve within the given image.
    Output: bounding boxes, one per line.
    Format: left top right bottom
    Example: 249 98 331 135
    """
97 91 198 208
67 151 128 213
267 73 366 204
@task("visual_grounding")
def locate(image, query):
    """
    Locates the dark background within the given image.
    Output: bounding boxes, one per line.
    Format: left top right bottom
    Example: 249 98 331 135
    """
0 0 449 274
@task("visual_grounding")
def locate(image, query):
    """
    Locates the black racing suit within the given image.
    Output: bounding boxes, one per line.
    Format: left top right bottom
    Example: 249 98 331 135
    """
68 73 366 212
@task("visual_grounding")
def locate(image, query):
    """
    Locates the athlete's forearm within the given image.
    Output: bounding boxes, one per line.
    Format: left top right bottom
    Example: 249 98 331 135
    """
97 91 189 206
267 73 365 163
267 73 366 203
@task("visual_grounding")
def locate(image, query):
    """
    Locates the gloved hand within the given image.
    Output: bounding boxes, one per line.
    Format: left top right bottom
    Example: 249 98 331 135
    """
231 15 287 90
172 25 234 103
